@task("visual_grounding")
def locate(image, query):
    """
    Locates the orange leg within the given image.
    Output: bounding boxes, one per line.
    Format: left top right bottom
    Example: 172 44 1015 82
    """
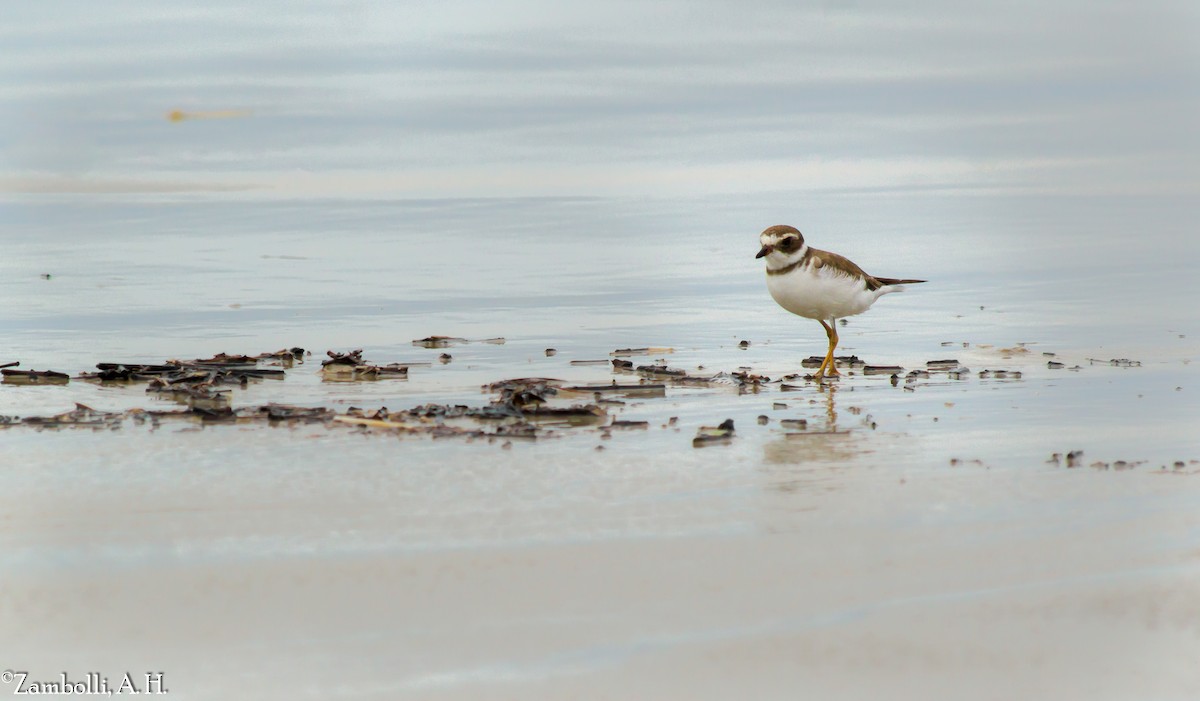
816 319 840 378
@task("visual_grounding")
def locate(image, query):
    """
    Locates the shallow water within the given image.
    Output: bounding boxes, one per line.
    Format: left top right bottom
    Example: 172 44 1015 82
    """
2 190 1199 698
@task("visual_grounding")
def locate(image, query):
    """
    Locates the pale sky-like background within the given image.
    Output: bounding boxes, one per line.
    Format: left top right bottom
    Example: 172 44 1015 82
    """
2 0 1198 198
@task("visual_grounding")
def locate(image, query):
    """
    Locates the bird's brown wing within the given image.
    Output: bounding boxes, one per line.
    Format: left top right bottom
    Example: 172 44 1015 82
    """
808 248 925 291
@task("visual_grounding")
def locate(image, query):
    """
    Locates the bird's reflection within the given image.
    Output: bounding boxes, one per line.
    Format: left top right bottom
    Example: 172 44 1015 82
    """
818 380 839 430
760 380 865 492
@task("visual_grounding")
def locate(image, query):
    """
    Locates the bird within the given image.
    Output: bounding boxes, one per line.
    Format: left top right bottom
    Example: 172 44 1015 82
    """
756 224 925 378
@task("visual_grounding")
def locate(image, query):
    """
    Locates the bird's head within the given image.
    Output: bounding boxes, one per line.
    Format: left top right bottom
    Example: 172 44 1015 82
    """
756 225 807 266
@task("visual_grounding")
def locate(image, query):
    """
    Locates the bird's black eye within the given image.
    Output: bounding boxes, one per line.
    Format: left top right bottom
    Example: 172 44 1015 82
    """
782 236 797 249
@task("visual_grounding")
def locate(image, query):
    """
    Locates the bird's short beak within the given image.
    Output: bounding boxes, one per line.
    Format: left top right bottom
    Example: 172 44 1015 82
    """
755 244 772 259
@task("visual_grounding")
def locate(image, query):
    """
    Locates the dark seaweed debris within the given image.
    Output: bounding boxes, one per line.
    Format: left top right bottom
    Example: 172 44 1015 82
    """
2 368 70 385
413 336 468 348
77 352 290 384
693 418 735 448
801 355 864 369
321 349 409 381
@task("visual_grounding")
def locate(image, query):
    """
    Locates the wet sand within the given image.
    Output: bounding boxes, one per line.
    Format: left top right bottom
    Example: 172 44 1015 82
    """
3 337 1199 699
4 422 1199 699
2 193 1199 699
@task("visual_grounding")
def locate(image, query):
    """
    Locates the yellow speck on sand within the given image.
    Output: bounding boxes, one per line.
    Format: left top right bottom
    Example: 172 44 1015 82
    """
167 109 252 122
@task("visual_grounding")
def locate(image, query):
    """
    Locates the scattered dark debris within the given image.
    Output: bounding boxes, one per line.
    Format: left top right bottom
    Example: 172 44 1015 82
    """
801 355 863 369
147 380 232 412
976 369 1022 381
248 347 306 366
0 361 20 370
7 338 1177 455
730 370 770 388
669 375 716 388
75 349 293 386
439 353 453 364
521 404 607 426
693 418 735 448
77 363 174 383
17 403 123 430
40 273 53 280
636 364 687 377
1088 358 1142 367
259 403 335 422
493 423 539 440
611 347 674 357
1056 455 1199 473
191 352 257 364
478 378 609 425
2 368 70 385
485 378 561 408
321 350 410 381
738 340 750 349
561 382 665 398
413 336 468 348
1089 459 1146 471
485 377 563 392
402 402 518 422
1047 361 1065 369
949 458 987 468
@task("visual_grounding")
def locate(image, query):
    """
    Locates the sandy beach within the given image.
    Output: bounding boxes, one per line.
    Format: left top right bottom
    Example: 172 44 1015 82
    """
3 198 1198 697
4 2 1200 698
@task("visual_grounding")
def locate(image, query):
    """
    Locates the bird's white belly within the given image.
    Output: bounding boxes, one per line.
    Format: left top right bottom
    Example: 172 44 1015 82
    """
766 267 881 321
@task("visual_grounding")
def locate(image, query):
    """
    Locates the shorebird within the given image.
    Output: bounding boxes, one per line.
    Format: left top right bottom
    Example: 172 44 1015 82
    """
757 225 925 378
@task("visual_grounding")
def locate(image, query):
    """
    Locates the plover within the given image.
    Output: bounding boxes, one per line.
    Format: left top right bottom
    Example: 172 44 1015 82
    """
757 224 925 378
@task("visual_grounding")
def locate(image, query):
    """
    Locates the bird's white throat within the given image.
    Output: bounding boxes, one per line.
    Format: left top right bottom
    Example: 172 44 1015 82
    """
763 243 808 274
